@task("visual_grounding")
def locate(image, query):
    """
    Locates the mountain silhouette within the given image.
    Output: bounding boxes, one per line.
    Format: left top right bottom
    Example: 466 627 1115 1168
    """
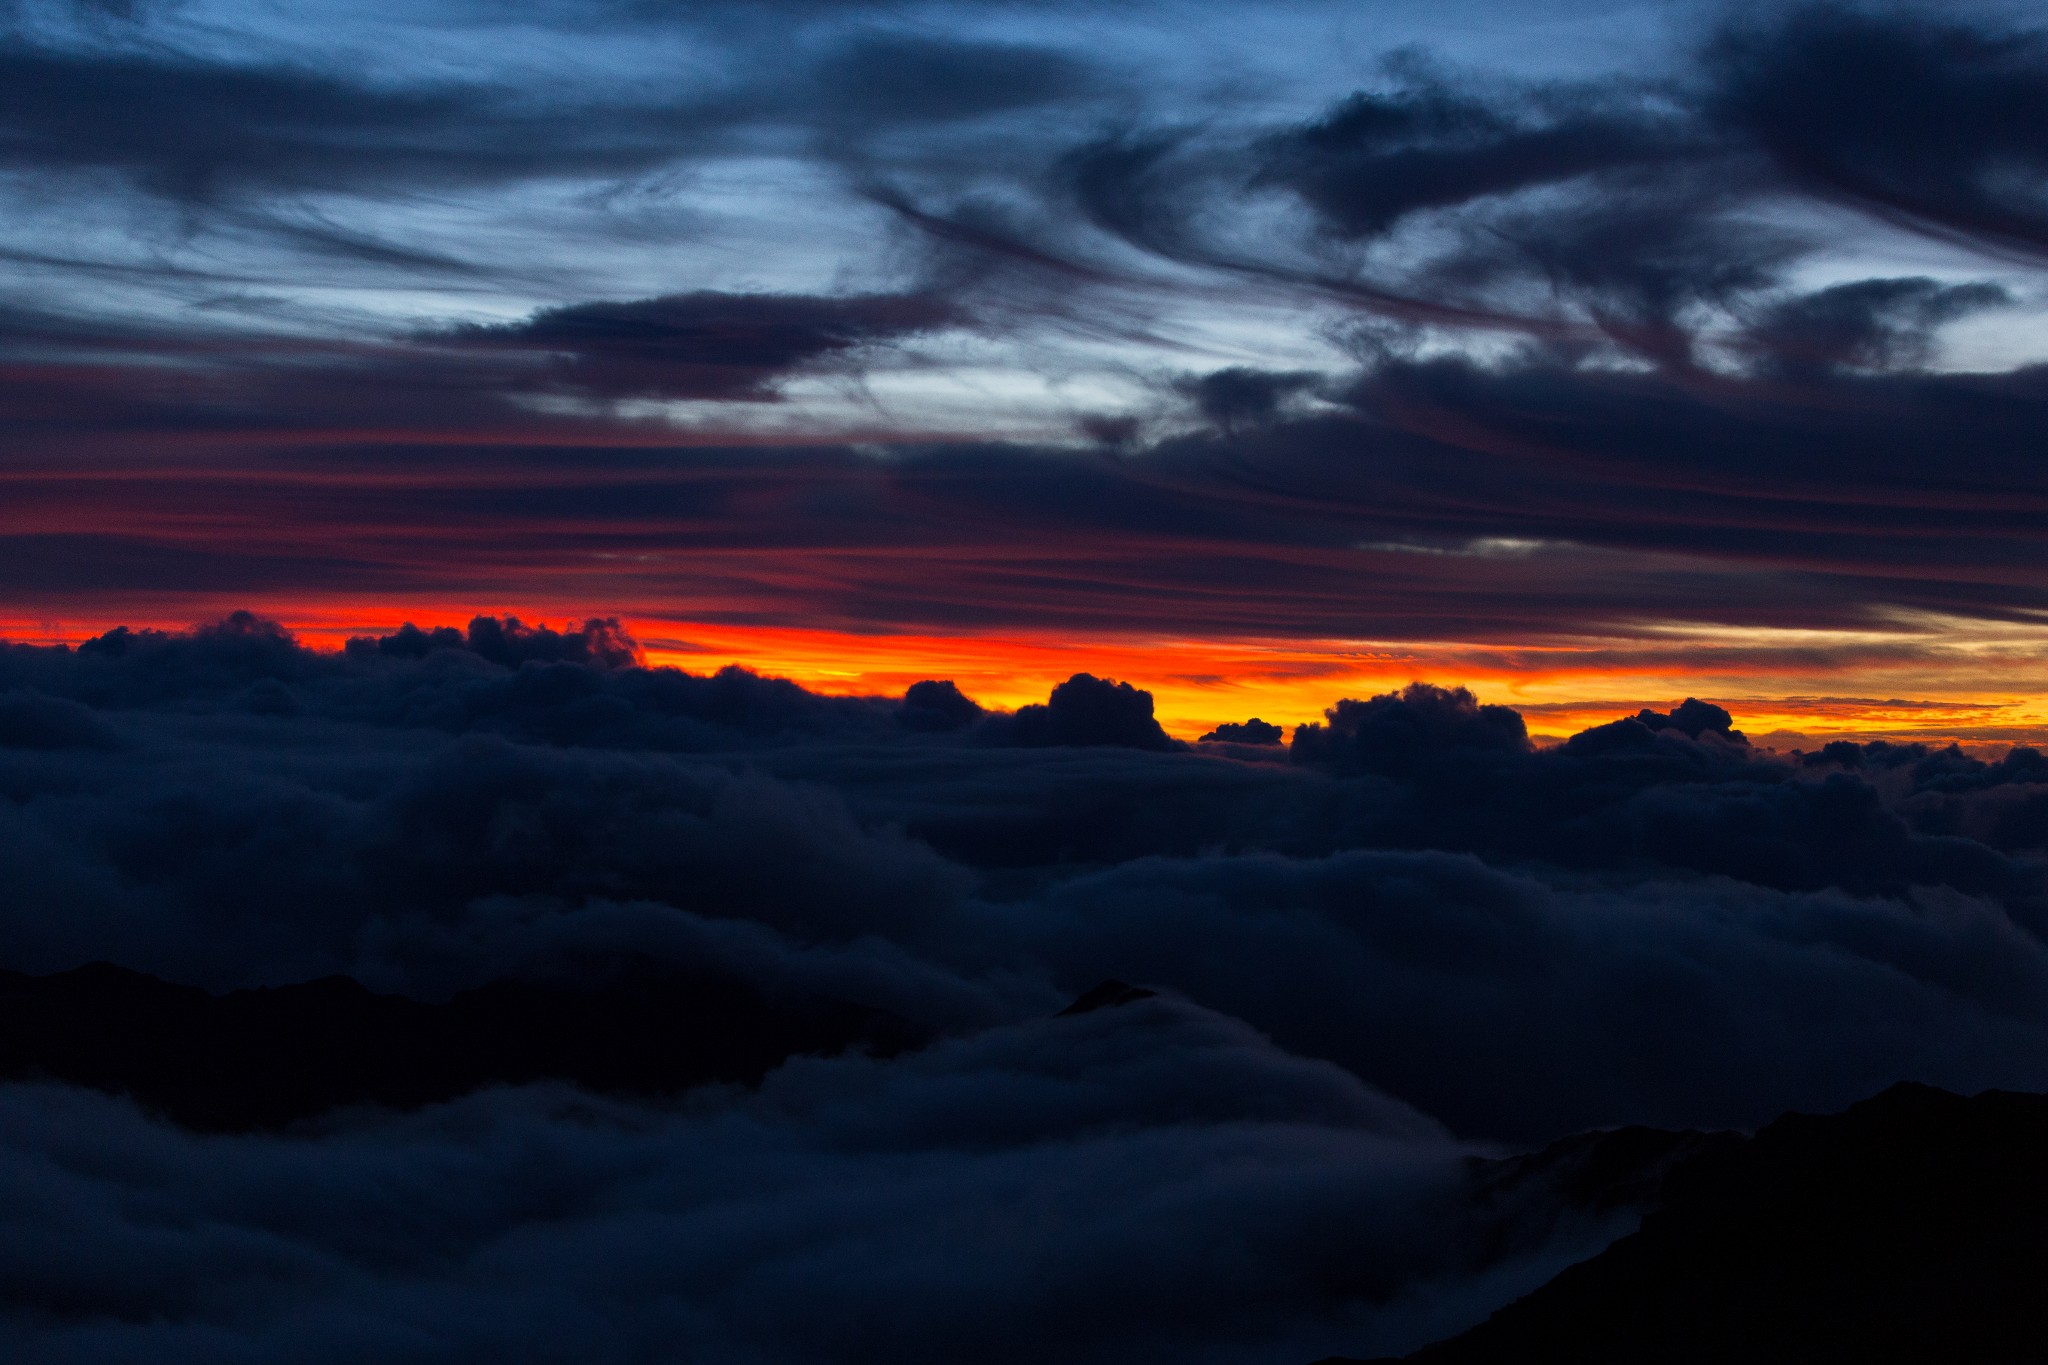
1324 1083 2048 1364
0 961 926 1131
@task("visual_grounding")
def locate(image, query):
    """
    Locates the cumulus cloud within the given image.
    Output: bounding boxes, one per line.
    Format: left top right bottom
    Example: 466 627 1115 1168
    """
351 616 641 669
989 672 1181 751
1290 683 1529 779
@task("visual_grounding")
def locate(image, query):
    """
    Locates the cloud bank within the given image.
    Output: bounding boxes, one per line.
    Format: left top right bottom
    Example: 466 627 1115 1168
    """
4 615 2048 1355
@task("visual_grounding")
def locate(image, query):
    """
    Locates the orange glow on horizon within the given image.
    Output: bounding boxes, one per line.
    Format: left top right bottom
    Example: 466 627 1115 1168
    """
10 605 2048 752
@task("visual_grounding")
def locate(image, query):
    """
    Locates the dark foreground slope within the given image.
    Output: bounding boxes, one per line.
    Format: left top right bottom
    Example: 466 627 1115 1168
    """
1328 1083 2048 1364
0 962 925 1130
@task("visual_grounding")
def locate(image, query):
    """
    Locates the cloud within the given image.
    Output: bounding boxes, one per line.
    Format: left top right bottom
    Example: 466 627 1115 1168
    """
1262 70 1689 242
989 672 1181 751
1178 367 1322 433
15 324 2048 647
0 688 121 750
0 998 1624 1365
1034 5 2048 363
5 8 2048 649
441 291 960 401
1199 717 1284 745
351 616 641 669
1745 276 2012 374
0 37 698 203
1291 683 1529 779
3 616 2048 1353
1709 4 2048 257
808 32 1099 126
4 622 2048 1143
1004 847 2048 1139
898 678 983 732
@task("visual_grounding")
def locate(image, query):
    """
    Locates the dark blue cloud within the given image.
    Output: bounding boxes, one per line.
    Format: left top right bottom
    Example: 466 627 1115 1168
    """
1264 74 1688 241
990 672 1181 751
5 620 2048 1135
0 998 1608 1364
1710 4 2048 256
2 618 2048 1354
442 291 961 400
1199 717 1285 745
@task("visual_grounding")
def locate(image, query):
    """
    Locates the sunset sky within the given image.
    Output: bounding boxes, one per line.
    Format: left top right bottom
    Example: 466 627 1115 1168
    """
7 0 2048 745
16 6 2048 1358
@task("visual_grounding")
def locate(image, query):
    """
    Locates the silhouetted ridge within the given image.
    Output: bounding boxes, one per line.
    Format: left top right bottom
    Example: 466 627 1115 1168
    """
0 962 927 1131
1057 979 1159 1015
1463 1123 1737 1241
1323 1083 2048 1364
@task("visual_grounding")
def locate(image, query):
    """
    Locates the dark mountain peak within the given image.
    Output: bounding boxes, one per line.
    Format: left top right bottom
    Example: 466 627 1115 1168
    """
0 961 927 1132
1470 1123 1738 1219
1324 1083 2048 1364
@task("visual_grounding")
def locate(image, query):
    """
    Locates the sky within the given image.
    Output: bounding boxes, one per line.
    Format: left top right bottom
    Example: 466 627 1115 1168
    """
6 0 2048 742
10 8 2048 1354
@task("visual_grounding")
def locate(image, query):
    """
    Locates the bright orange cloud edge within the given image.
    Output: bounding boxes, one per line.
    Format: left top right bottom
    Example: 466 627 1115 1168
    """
10 606 2048 754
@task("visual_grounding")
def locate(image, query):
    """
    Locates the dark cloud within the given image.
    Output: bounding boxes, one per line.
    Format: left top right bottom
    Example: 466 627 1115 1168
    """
1031 6 2048 365
0 688 121 750
1291 683 1528 779
1056 60 1751 344
991 672 1181 751
1200 717 1285 745
442 291 958 400
1709 4 2048 257
5 622 2048 1136
1746 276 2012 374
898 678 983 731
1636 696 1742 742
350 616 640 669
0 998 1625 1364
9 340 2048 643
1012 846 2048 1140
1179 367 1322 433
1264 74 1687 241
3 616 2048 1353
809 32 1098 125
0 38 687 202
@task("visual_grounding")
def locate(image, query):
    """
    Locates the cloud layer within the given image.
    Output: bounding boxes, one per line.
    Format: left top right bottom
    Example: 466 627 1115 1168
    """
5 615 2048 1354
